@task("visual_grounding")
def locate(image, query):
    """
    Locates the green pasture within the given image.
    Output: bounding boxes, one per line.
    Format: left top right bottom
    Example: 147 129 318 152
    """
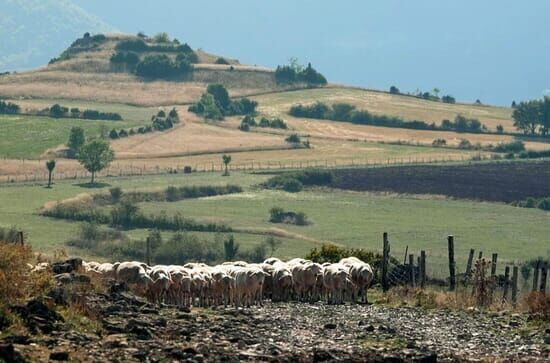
0 171 548 276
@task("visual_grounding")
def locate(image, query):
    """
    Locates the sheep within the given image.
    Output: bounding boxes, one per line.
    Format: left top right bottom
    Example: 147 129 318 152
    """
322 263 354 305
272 265 293 302
291 262 323 302
339 258 374 304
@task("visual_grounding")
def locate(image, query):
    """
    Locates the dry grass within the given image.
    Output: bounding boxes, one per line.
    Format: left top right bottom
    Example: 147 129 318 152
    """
0 244 54 306
254 87 514 131
111 111 289 158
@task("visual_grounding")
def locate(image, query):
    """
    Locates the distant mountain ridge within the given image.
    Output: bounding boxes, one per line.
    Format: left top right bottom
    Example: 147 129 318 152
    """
0 0 116 71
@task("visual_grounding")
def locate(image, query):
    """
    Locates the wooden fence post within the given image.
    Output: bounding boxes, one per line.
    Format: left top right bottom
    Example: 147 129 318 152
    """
532 262 540 292
18 231 24 246
409 254 415 287
502 266 510 304
448 235 456 291
420 250 426 289
465 248 475 282
540 264 547 293
403 245 408 265
478 251 483 260
491 253 498 277
382 232 389 292
145 236 151 266
511 266 519 306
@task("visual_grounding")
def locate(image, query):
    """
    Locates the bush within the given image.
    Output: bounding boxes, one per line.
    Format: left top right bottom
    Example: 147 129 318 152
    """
432 138 447 147
183 166 193 174
537 198 550 211
49 104 68 118
215 57 230 65
109 187 123 203
118 129 128 138
282 178 303 193
109 129 119 139
496 124 504 134
493 141 525 153
263 170 333 191
389 86 400 94
285 134 301 144
135 54 192 79
0 100 21 114
305 244 392 274
458 139 473 149
441 95 456 104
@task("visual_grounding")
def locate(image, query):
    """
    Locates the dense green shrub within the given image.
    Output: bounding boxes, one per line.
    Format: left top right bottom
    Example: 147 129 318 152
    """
305 244 395 273
154 233 223 265
263 170 333 192
269 207 309 225
282 179 303 193
441 95 456 104
432 138 447 147
389 86 400 94
135 54 192 79
492 141 525 153
285 134 301 144
0 100 21 114
49 104 68 118
189 84 257 119
537 198 550 211
109 129 119 139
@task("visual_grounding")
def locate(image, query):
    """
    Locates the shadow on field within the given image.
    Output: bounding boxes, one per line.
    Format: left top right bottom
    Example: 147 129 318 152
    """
75 182 111 189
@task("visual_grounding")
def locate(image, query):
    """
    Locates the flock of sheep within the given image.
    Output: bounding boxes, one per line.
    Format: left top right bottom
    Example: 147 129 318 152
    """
81 257 374 308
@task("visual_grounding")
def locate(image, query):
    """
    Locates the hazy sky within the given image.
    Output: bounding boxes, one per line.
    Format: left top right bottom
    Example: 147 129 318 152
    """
70 1 549 105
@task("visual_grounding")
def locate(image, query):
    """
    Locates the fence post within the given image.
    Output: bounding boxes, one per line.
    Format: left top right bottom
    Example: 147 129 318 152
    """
540 263 547 293
145 236 151 266
409 254 415 287
382 232 389 292
403 245 408 265
511 266 519 306
448 235 456 291
465 248 475 282
18 231 24 246
491 253 498 277
502 266 510 304
532 262 540 292
478 251 483 260
420 250 426 289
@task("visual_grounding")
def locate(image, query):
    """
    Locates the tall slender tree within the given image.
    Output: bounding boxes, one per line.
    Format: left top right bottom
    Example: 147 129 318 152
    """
222 154 232 176
45 160 56 188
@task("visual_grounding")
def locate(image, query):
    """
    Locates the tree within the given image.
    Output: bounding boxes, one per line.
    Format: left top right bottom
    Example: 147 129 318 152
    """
389 86 400 94
223 235 239 261
541 96 550 136
222 154 232 176
432 88 440 98
200 93 223 120
67 127 85 156
45 160 56 188
265 236 282 257
153 32 170 43
49 104 67 118
78 140 115 184
207 84 231 110
513 100 541 135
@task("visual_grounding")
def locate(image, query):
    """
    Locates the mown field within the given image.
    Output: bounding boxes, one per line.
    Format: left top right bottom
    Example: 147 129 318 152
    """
1 168 548 277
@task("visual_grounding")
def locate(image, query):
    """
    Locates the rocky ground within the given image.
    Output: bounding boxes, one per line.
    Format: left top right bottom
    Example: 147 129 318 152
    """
1 281 548 362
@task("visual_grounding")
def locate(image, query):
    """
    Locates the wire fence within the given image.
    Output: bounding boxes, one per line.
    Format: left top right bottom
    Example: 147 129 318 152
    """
0 153 492 184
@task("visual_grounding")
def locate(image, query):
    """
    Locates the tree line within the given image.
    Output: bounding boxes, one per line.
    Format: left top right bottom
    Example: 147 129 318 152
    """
0 100 122 121
512 97 550 136
289 102 486 133
109 108 179 140
389 86 457 104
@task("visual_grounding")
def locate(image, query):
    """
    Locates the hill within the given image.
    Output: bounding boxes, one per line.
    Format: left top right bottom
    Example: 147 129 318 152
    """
0 0 116 72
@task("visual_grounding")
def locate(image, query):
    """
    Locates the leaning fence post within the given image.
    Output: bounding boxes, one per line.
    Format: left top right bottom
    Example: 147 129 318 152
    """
511 266 519 306
502 266 510 304
420 250 426 289
532 262 540 292
382 232 390 292
465 248 475 282
448 235 456 291
409 254 415 287
540 263 547 293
